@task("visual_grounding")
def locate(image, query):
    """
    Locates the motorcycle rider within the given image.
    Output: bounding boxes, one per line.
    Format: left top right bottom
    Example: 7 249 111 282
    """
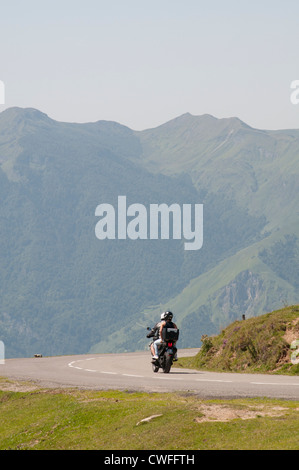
153 311 178 360
146 313 164 358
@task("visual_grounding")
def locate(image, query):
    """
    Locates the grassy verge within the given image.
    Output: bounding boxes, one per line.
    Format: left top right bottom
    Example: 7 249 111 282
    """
0 378 298 450
176 306 299 375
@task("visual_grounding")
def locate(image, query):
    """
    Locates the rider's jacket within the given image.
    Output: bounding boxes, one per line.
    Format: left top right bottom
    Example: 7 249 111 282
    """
147 322 161 340
164 320 176 329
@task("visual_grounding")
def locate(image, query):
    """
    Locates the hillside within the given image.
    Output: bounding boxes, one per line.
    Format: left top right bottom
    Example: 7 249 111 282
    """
0 108 204 357
177 305 299 374
0 107 299 357
121 113 299 352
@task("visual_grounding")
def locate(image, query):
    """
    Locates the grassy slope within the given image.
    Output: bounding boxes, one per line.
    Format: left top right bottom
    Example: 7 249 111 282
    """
176 305 299 374
136 240 297 343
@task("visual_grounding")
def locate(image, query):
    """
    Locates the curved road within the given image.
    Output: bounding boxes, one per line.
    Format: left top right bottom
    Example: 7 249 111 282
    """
1 349 299 400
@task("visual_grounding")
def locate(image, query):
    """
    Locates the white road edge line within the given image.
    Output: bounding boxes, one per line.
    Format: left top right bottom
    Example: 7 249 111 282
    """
155 376 183 380
196 379 232 383
122 374 144 378
68 359 299 388
250 382 299 386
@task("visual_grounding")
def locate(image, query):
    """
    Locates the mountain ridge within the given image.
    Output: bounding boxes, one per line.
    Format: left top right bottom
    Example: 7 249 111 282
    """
0 107 298 357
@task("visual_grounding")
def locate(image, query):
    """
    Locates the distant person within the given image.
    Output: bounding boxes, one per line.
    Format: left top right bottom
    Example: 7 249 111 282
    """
146 313 164 358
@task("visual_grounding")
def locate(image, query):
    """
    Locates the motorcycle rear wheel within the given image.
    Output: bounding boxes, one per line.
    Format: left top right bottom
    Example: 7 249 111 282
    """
162 354 172 373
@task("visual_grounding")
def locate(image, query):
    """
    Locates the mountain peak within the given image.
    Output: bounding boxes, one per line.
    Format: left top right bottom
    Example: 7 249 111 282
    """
0 108 59 154
156 112 251 133
0 107 53 133
0 106 50 120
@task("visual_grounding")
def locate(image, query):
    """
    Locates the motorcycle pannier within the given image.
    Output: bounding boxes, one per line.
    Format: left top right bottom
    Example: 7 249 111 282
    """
162 327 179 342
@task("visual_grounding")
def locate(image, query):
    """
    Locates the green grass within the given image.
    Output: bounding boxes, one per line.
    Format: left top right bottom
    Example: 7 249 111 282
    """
176 306 299 375
0 380 298 450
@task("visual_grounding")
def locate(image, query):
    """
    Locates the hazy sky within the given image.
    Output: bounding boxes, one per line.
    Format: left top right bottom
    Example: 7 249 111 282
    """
0 0 299 130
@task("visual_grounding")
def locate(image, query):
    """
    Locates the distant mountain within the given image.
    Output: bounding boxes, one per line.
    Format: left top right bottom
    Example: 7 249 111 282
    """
0 108 298 357
128 113 299 350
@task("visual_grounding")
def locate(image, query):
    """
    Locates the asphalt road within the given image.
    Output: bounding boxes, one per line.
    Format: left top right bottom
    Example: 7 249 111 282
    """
1 349 299 400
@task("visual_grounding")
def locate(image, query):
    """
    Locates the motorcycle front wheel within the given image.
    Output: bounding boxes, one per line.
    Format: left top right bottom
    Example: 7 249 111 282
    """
152 363 159 373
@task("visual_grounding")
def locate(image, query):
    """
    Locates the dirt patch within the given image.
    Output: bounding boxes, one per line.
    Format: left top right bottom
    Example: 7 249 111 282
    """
194 404 288 423
0 379 40 393
284 317 299 345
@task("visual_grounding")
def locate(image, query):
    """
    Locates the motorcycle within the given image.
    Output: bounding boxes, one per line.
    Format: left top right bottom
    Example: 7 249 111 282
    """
147 326 179 373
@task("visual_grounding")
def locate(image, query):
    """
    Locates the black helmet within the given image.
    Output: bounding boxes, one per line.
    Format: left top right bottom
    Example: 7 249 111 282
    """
165 311 173 321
